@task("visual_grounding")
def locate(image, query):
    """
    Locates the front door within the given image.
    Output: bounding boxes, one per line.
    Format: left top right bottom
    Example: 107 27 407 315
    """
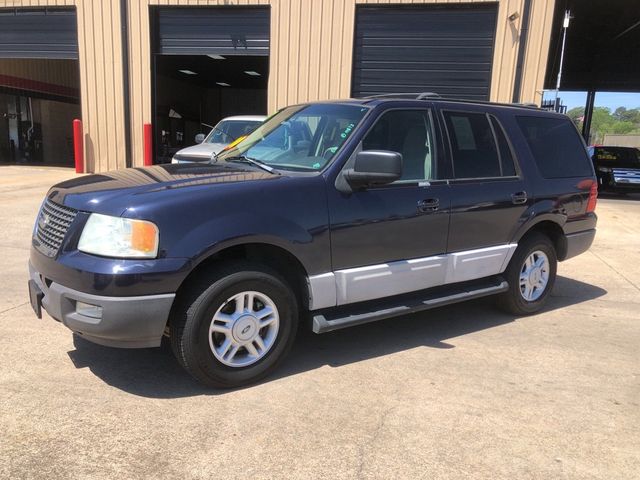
328 108 451 305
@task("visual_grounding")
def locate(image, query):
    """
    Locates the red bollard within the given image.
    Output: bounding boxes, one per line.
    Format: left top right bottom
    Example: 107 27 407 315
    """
143 123 153 167
73 119 84 173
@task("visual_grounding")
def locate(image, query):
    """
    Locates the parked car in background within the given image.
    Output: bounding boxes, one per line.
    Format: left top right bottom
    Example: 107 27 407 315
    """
29 96 597 388
588 145 640 193
171 115 267 163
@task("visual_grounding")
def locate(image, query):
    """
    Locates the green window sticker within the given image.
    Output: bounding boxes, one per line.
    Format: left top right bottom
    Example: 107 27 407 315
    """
340 123 356 139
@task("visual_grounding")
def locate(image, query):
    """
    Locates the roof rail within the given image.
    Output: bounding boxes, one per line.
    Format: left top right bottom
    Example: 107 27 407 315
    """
358 93 542 110
362 92 441 100
514 102 540 109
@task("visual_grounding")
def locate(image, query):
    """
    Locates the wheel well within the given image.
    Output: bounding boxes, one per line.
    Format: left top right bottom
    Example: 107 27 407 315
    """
175 243 310 312
521 221 567 260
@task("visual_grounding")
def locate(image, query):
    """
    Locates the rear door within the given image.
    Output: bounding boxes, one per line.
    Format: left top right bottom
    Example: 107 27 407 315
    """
438 106 531 282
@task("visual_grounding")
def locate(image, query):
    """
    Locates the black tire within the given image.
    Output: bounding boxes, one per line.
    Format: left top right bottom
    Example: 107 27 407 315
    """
497 232 557 315
170 262 298 388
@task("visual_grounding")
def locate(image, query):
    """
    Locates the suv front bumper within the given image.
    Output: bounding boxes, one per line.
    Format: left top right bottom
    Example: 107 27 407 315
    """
29 262 175 348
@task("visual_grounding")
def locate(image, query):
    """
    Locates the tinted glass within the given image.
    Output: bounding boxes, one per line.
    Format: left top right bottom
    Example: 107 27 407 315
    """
444 112 501 178
490 116 517 176
516 116 592 178
362 110 436 181
593 147 640 164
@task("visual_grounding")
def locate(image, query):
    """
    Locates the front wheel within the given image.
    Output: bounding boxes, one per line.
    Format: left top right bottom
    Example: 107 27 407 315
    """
497 233 557 315
170 263 298 388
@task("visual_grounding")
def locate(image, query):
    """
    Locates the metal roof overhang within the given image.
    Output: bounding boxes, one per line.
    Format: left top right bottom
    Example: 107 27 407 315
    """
545 0 640 92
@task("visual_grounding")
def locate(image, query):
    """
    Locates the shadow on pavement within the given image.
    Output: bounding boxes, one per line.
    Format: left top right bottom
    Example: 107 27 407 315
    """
66 275 606 399
599 192 640 201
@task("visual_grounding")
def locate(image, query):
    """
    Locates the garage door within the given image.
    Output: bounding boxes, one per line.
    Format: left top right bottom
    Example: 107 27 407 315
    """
352 4 498 100
0 8 78 59
155 7 269 56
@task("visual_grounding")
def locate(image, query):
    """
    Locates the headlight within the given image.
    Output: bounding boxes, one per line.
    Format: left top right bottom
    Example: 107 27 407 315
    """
78 213 159 258
597 166 612 173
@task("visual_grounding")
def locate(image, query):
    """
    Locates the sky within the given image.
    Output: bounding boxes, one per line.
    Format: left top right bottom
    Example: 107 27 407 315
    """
542 90 640 111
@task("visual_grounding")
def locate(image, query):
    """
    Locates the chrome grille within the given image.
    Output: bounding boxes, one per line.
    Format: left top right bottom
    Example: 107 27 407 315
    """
34 199 78 257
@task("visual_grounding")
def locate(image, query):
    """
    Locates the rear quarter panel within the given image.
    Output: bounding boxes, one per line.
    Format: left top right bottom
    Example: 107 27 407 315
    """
495 108 597 241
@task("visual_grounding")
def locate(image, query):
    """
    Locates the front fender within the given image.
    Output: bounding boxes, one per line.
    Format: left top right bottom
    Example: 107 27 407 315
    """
173 211 318 273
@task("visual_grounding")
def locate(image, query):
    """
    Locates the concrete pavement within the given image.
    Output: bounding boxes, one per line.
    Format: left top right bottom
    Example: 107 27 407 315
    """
0 165 638 479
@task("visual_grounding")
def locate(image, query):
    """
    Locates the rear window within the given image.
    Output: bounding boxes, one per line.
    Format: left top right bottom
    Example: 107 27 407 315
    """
516 116 592 178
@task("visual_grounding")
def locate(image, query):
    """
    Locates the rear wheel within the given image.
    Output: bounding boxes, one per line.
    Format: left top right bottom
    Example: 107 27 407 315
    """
170 263 298 388
497 233 557 315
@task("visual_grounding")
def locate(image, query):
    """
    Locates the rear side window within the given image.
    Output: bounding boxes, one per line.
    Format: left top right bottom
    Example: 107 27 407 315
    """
516 116 592 178
443 111 514 179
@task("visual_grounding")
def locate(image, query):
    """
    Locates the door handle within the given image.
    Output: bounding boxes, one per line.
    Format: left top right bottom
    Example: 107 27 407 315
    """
511 191 528 205
417 198 439 213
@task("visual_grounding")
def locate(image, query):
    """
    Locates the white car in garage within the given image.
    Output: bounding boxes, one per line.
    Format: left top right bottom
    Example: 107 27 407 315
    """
172 115 267 163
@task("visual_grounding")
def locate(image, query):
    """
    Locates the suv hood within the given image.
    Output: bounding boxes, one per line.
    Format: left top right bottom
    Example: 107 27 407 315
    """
47 163 278 215
173 142 226 161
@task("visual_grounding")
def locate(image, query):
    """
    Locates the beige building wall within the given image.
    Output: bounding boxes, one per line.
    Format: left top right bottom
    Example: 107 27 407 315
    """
0 0 127 172
0 0 555 172
602 134 640 148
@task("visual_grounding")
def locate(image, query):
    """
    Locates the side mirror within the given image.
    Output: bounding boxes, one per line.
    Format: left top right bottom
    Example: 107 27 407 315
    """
343 150 402 189
195 133 206 144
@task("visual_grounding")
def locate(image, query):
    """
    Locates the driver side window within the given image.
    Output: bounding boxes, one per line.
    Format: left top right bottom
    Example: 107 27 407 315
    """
362 110 436 182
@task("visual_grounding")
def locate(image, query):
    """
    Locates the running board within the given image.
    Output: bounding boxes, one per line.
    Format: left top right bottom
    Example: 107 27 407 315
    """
312 279 509 334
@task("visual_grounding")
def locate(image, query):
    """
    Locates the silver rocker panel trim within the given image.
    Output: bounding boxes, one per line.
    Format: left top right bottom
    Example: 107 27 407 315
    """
308 244 517 310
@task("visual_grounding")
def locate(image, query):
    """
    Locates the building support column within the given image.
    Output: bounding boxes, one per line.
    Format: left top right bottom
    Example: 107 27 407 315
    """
120 0 132 168
582 90 596 143
511 0 532 103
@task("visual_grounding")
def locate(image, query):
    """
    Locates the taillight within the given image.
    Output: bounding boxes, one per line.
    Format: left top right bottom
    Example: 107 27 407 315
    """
586 180 598 213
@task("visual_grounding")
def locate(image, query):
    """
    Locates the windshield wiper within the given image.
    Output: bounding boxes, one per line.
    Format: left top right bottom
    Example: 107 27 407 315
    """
224 155 279 174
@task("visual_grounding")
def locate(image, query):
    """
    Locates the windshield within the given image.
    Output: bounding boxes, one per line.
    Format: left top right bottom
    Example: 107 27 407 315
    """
216 104 370 171
593 147 640 164
206 120 263 144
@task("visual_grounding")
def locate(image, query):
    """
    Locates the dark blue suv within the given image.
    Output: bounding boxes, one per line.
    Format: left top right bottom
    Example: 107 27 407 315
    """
29 96 598 387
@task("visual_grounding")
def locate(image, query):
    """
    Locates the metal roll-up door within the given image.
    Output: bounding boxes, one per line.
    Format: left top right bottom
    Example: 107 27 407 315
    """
0 8 78 59
156 7 270 56
352 4 498 100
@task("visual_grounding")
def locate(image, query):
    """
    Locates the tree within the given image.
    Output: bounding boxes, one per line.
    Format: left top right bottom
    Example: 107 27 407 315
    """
579 107 640 144
567 107 584 127
613 106 627 120
557 102 640 144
